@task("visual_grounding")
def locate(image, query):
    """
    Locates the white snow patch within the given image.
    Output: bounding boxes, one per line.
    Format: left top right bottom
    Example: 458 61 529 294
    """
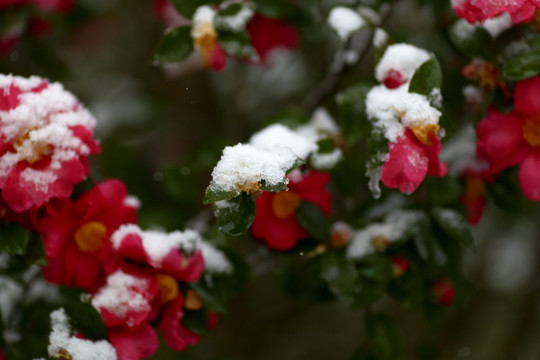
250 124 318 160
209 143 297 196
91 270 152 326
365 85 441 143
328 7 365 40
47 308 117 360
215 4 254 32
375 43 431 84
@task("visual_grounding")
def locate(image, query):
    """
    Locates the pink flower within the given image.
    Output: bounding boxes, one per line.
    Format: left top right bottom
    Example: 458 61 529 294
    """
0 75 100 213
252 170 331 251
159 295 201 351
37 179 138 290
451 0 540 23
381 129 448 194
476 76 540 200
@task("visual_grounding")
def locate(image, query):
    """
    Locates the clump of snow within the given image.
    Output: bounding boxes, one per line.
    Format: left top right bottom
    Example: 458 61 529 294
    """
47 308 117 360
311 148 343 170
209 143 298 196
112 225 233 274
191 5 216 39
250 124 318 160
375 44 430 84
347 210 423 260
482 13 512 38
365 85 441 143
215 4 254 32
249 108 343 170
328 7 366 40
123 195 141 209
373 28 388 48
91 270 152 326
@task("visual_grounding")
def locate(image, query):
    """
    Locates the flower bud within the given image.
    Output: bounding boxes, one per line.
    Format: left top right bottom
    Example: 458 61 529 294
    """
392 256 409 277
431 279 455 305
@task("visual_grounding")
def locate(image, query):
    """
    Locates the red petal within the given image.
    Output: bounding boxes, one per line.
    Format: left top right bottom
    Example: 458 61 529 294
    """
0 84 21 111
264 217 307 251
291 171 332 216
462 196 486 225
515 76 540 117
159 295 200 351
246 14 298 63
519 150 540 201
109 323 159 360
476 109 526 172
422 135 448 177
381 132 428 194
210 45 227 71
161 249 205 282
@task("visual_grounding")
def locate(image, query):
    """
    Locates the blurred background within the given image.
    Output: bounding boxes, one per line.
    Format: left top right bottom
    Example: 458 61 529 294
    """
1 0 540 359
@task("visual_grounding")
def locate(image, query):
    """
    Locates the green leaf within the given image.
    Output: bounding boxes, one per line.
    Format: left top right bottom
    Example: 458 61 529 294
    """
153 26 194 64
203 185 238 204
318 251 358 299
448 21 494 59
351 279 385 308
366 313 402 360
251 0 297 18
190 250 250 312
218 30 257 59
183 309 210 335
501 51 540 81
0 223 28 255
296 202 331 241
409 57 443 99
337 83 373 145
431 208 476 251
214 194 256 238
316 138 335 154
169 0 223 18
64 293 108 340
23 233 47 267
357 254 394 283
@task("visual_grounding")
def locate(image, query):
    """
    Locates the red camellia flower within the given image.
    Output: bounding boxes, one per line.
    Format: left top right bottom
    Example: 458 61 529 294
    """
476 76 540 201
381 129 448 194
37 179 138 290
252 170 331 251
110 225 208 354
431 279 456 306
246 13 299 64
91 270 160 360
451 0 540 23
0 75 100 213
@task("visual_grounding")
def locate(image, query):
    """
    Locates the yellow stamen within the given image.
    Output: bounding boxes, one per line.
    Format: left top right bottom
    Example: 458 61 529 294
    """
372 235 389 252
184 289 204 310
237 180 262 194
14 128 52 164
157 274 179 304
271 191 301 219
74 221 107 253
479 62 500 91
522 117 540 147
193 23 218 67
51 348 73 360
410 124 440 146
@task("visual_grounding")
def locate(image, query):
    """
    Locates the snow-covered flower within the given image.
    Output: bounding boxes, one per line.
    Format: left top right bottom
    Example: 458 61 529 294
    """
365 44 447 194
0 75 100 212
451 0 540 24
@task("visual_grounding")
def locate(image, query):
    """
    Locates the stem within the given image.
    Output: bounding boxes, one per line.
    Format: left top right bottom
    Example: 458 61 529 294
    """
303 2 397 112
